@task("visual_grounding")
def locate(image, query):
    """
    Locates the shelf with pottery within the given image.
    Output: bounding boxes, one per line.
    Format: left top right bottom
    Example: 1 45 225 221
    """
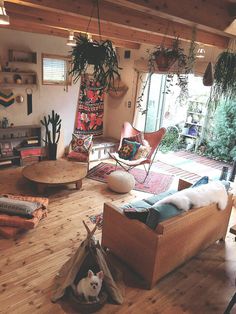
0 71 37 87
180 101 208 151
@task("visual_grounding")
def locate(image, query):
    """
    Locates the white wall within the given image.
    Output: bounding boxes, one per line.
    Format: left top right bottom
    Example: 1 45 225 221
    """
0 29 80 157
104 48 140 139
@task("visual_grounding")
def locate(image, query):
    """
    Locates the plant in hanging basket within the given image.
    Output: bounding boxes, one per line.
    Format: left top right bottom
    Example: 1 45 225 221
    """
70 34 121 91
150 37 187 72
213 50 236 101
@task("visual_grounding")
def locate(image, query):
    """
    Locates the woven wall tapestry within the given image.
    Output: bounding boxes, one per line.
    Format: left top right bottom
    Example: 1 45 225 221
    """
0 89 15 107
76 77 104 136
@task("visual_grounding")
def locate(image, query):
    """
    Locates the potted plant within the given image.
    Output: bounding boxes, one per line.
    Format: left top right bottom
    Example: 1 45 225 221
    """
41 110 61 160
149 37 187 72
70 34 121 91
213 50 236 101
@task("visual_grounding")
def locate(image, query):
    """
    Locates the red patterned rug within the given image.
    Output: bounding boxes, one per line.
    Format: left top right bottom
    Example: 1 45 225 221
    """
87 162 173 194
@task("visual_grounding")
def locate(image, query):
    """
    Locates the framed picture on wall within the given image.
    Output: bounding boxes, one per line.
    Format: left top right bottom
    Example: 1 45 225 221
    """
0 142 13 156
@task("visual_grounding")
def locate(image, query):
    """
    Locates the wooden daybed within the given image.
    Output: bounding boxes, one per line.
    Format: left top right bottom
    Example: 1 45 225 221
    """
101 179 233 289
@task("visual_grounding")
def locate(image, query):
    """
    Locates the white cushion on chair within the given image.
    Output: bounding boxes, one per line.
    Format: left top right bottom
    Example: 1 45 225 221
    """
107 170 135 193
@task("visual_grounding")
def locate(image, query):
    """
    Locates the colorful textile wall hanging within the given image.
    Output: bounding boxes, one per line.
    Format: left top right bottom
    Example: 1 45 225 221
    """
0 90 15 107
76 77 104 136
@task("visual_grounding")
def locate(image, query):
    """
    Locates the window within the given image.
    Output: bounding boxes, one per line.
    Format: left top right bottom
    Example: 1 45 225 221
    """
42 54 71 85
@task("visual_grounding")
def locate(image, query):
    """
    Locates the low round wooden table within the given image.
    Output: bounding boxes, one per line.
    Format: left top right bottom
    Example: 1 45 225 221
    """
22 160 88 193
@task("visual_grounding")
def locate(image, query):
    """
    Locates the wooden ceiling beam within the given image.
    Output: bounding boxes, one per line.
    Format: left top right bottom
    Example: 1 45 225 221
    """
105 0 235 34
4 0 230 48
1 19 141 50
5 6 190 48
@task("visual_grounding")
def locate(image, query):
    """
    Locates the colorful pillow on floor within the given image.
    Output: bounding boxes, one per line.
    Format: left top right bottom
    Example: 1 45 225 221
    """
71 134 93 153
118 139 140 160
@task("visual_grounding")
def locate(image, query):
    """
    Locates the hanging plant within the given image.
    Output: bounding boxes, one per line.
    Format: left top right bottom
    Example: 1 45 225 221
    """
70 34 121 91
149 37 187 72
213 50 236 100
149 37 191 103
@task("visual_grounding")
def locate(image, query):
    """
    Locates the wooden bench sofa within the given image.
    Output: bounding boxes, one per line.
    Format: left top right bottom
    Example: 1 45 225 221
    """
101 179 233 289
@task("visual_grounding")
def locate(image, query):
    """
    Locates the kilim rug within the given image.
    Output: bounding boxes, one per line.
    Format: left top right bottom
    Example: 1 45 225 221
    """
87 162 174 194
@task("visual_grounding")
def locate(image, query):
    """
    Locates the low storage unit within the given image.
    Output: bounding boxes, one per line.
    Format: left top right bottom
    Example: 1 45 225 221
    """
90 137 119 161
0 124 42 166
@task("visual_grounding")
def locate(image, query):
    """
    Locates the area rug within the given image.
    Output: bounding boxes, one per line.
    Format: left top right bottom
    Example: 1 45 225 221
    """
87 162 173 194
89 213 103 229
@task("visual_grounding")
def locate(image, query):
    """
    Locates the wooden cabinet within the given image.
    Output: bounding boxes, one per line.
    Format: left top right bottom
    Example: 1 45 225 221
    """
0 125 42 166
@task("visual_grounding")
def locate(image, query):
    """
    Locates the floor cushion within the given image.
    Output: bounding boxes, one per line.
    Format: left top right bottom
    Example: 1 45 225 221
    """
107 170 135 193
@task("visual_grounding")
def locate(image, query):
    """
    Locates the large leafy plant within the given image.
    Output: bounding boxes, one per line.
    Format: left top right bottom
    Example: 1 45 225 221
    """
213 50 236 101
206 100 236 162
70 34 121 91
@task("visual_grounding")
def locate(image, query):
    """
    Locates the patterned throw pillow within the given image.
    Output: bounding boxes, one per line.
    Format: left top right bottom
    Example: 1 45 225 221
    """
118 139 140 160
123 132 144 145
133 144 151 160
71 134 93 153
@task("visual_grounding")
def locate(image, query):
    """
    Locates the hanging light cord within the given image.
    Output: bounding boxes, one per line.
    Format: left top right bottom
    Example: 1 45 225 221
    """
86 0 102 40
86 1 95 35
96 0 102 41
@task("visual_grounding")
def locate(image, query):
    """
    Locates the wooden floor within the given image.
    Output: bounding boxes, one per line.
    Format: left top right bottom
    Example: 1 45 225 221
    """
0 162 236 314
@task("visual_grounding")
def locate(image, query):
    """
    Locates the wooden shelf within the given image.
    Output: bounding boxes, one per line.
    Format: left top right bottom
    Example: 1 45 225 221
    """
181 134 197 139
0 125 41 131
8 49 37 64
0 71 36 75
0 135 39 142
187 111 205 116
185 122 203 127
0 84 37 88
0 155 20 161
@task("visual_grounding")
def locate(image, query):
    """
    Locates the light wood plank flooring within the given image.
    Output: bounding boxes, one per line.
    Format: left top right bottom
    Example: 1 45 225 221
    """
0 164 236 314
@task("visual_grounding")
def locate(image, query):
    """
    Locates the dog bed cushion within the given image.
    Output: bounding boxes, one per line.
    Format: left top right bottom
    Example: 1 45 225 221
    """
0 197 41 218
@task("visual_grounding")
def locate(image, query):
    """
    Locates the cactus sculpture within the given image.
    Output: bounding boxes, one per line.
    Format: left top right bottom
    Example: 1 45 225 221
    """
41 110 61 160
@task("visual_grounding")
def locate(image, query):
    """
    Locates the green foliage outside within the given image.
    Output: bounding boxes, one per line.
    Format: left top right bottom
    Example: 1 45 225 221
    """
205 99 236 162
159 126 180 153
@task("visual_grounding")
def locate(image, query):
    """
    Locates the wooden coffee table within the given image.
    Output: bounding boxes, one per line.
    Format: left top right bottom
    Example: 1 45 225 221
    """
22 160 88 193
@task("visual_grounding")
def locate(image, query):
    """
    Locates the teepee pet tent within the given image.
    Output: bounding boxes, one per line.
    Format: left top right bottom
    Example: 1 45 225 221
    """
51 221 123 305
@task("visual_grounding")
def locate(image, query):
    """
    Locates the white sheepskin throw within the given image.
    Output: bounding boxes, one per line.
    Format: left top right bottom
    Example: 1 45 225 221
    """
155 181 228 211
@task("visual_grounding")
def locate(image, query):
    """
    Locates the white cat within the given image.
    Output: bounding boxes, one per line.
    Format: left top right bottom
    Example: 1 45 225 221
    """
155 181 228 211
76 270 104 302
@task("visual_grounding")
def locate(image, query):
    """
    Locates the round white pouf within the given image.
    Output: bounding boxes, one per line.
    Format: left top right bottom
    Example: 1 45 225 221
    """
107 170 135 193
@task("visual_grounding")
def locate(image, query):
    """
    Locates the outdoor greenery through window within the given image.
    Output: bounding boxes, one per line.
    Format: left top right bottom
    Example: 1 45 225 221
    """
42 54 71 85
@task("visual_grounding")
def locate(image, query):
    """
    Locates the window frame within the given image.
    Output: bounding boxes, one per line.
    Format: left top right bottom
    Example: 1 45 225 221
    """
41 53 71 86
